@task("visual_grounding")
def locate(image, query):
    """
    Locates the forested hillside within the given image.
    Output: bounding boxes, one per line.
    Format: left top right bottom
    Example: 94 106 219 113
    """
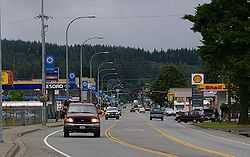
2 39 201 82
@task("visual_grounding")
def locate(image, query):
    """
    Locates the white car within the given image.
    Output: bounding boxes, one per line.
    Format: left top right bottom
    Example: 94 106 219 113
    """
139 107 146 113
164 108 176 116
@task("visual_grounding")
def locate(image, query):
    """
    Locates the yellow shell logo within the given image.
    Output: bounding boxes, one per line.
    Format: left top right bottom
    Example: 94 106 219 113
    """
193 75 202 83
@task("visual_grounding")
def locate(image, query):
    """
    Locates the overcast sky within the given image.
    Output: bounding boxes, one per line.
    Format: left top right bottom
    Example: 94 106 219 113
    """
1 0 209 50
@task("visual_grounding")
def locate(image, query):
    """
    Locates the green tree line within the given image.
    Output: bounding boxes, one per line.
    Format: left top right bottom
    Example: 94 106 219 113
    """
1 39 201 82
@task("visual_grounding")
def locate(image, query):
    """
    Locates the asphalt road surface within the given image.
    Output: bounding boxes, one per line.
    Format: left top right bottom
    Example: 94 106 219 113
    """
43 110 250 157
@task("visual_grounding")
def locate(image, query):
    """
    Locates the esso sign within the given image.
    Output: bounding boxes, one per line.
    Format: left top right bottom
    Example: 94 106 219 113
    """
46 84 65 89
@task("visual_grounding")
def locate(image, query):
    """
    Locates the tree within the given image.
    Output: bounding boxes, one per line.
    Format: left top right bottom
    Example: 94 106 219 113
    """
184 0 250 124
150 65 187 104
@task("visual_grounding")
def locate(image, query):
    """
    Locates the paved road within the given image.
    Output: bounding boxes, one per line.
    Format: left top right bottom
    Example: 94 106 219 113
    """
42 110 250 157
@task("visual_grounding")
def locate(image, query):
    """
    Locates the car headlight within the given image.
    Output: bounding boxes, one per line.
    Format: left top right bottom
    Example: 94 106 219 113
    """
91 118 100 123
65 117 74 123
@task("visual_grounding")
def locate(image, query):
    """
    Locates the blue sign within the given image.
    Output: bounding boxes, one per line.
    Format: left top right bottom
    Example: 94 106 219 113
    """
46 56 55 69
92 85 96 92
68 73 76 89
82 81 88 91
46 67 59 82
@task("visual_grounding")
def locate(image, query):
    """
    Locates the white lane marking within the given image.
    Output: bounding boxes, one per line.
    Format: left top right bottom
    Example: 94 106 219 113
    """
43 129 71 157
176 123 186 128
193 128 250 147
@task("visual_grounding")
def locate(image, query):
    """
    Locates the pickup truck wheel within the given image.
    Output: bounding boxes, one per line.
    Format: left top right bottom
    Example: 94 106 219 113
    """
116 117 120 120
94 129 101 137
64 129 69 137
161 118 164 121
150 117 152 120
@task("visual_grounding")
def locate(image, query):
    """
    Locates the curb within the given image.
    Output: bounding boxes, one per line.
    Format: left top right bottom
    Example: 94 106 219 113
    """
4 143 19 157
4 123 63 157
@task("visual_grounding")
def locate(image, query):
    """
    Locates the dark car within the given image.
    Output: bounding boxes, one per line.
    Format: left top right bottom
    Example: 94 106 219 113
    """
64 103 101 137
203 109 216 122
150 108 164 121
175 110 204 123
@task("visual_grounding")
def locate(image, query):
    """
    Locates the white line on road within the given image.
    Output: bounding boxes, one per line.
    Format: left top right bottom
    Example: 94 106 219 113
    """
43 129 71 157
193 128 250 147
176 123 186 128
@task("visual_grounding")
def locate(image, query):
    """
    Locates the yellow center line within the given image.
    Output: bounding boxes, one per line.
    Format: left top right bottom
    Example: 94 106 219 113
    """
105 122 179 157
146 122 236 157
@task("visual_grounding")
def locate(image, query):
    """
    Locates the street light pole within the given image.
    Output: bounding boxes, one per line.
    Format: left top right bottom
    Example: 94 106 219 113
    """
80 37 103 102
101 73 118 93
65 16 96 97
89 51 110 103
41 0 47 126
97 67 115 104
0 5 3 143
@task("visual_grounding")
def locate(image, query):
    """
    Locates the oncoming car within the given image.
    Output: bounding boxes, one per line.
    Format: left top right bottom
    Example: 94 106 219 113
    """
64 103 101 137
105 107 120 120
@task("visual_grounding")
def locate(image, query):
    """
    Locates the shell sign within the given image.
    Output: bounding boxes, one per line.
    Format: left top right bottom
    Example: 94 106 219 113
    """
192 73 204 85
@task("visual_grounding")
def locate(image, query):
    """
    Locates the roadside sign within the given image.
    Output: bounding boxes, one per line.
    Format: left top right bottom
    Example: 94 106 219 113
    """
92 85 96 92
192 85 203 108
192 73 204 85
46 83 66 89
68 73 76 89
1 71 13 85
46 56 55 69
199 83 225 90
82 81 88 91
46 67 59 82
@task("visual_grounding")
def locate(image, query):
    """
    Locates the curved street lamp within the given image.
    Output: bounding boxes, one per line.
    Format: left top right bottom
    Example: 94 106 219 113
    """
97 68 116 104
89 51 111 102
101 73 119 92
65 15 96 96
79 36 103 102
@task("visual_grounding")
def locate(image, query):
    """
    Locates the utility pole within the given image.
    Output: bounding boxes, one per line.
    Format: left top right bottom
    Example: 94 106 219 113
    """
0 5 3 143
37 0 50 126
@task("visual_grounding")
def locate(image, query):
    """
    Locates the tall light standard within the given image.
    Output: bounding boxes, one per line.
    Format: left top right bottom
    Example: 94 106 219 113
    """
89 51 111 103
0 5 3 143
65 16 96 97
97 62 114 94
80 36 103 102
97 67 116 104
101 73 118 93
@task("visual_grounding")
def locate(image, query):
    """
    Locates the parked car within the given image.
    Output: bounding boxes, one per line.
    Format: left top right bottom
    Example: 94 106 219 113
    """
150 108 164 121
145 107 151 111
139 107 146 113
130 107 136 112
203 109 216 122
164 108 176 116
105 107 120 120
64 103 101 137
175 110 204 123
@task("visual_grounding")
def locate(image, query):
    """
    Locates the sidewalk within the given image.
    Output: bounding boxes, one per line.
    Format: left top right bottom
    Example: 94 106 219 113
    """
0 120 63 157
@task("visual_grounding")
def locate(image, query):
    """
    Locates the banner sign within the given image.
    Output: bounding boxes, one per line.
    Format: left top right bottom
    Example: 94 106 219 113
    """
199 83 226 90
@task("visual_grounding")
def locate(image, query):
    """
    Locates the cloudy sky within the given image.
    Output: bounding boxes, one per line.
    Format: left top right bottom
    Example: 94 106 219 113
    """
1 0 209 50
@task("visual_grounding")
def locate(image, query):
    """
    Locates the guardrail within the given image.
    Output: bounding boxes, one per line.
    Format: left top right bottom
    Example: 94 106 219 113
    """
2 107 42 126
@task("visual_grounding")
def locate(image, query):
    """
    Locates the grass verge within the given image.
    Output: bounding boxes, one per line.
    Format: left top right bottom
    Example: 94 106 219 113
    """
196 122 250 129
